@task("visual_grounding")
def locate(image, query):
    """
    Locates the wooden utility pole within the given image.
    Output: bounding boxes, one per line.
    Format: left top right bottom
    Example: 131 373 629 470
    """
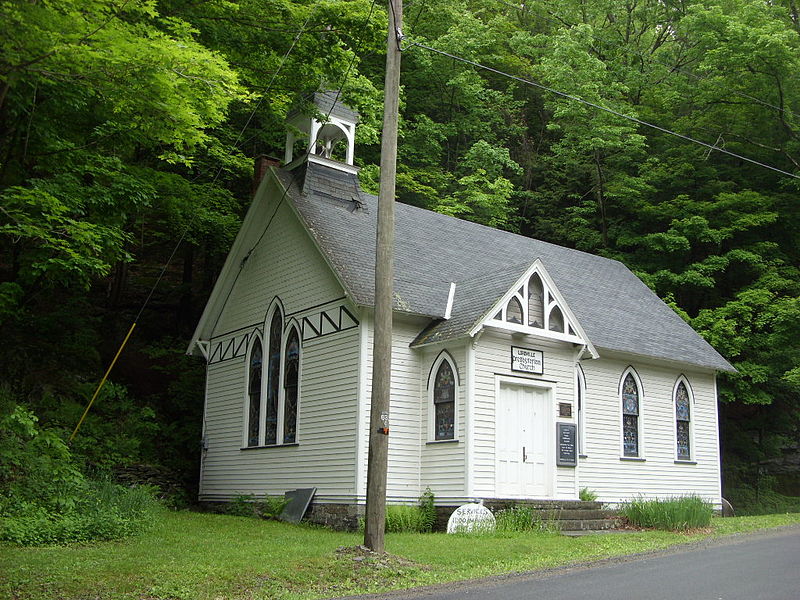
364 0 402 553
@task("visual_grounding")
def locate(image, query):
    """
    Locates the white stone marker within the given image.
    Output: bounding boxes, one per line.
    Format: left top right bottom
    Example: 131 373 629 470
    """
446 502 496 534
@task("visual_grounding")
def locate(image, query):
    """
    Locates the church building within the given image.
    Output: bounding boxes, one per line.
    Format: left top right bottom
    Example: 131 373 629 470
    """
188 93 734 527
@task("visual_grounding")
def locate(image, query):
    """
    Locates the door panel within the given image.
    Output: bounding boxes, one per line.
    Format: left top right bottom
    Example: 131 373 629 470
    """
496 383 552 498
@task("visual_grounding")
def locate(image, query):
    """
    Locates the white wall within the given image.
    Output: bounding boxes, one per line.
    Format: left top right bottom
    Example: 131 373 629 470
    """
578 354 721 506
471 329 579 500
419 343 468 503
199 189 361 503
356 313 429 503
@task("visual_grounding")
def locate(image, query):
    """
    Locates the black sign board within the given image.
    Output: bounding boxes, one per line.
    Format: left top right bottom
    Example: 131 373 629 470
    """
556 422 577 467
279 487 316 523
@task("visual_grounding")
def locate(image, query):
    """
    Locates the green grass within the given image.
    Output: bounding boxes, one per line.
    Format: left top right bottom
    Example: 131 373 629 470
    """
1 509 798 600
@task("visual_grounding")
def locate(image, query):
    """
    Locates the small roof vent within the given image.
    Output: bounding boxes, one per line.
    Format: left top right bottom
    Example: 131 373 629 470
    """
284 91 359 173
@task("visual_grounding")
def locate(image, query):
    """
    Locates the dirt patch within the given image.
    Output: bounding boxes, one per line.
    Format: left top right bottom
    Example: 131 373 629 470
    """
335 545 423 571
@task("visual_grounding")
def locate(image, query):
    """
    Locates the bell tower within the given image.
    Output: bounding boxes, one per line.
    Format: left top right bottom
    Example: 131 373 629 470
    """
284 91 359 173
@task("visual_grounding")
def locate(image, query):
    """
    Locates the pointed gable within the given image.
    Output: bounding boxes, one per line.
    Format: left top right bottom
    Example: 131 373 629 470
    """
470 260 598 355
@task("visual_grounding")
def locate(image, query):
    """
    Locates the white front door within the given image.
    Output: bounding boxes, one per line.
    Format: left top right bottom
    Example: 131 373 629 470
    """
496 382 553 498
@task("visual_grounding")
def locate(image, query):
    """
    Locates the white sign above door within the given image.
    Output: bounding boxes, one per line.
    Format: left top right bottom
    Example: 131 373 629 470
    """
511 346 544 374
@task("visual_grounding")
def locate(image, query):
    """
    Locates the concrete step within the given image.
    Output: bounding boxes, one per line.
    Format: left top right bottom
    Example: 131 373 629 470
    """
532 509 618 521
486 499 604 511
557 518 622 531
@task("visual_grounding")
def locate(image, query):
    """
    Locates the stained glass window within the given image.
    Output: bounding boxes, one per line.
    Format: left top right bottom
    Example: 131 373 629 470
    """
676 381 691 460
622 373 639 456
528 274 544 328
506 296 523 324
548 305 565 333
433 359 455 440
265 309 282 445
247 339 262 447
283 328 300 444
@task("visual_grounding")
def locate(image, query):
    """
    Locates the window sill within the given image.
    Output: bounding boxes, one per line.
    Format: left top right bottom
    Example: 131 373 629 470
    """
241 443 300 451
619 456 646 462
674 459 697 465
426 439 459 445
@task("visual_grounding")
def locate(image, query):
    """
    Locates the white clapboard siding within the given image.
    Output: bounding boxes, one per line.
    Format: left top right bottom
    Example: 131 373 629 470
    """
578 356 721 506
472 330 579 499
213 196 343 336
419 343 467 503
356 314 428 503
199 193 361 503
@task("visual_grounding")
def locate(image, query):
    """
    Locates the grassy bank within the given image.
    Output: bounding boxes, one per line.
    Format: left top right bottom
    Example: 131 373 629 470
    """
2 509 799 600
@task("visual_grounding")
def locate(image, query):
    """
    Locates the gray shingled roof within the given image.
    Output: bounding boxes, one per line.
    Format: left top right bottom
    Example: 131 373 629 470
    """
280 161 734 372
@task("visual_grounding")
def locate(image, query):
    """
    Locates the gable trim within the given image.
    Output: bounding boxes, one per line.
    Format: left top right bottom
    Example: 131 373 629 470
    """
187 167 354 354
468 259 599 358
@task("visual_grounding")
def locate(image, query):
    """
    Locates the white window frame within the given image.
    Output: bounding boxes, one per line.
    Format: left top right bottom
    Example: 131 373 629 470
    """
280 320 302 445
619 366 645 459
576 364 587 456
242 330 264 448
673 375 694 462
427 351 459 442
262 299 285 446
241 297 304 448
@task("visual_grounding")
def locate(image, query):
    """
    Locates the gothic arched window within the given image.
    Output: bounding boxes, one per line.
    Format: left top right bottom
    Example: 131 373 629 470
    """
246 338 263 447
265 307 283 445
528 274 545 328
675 380 692 460
283 327 300 444
432 356 457 441
621 371 641 457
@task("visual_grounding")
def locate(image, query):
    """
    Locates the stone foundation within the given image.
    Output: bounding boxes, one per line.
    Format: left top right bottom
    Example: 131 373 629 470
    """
305 501 365 530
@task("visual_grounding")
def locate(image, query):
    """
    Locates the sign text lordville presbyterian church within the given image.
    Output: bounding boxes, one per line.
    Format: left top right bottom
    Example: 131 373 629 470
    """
511 346 544 374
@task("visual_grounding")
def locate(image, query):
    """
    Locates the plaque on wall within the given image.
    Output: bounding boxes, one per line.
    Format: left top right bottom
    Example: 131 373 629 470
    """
510 346 544 374
556 422 577 467
559 402 573 418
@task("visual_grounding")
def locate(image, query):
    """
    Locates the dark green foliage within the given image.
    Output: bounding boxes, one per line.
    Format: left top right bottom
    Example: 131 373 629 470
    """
620 496 713 531
226 495 259 518
225 494 289 519
0 0 798 514
259 495 290 520
0 392 159 545
726 482 800 516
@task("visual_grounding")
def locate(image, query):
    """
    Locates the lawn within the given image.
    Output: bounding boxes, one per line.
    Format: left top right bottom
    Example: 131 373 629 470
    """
1 510 799 600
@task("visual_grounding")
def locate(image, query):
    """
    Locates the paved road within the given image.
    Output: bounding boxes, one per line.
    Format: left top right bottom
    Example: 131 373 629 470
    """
347 526 800 600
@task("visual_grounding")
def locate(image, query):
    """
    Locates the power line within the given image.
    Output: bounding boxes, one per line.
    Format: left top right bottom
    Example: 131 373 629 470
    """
485 0 799 122
207 0 379 339
529 5 800 123
211 4 319 184
406 41 800 181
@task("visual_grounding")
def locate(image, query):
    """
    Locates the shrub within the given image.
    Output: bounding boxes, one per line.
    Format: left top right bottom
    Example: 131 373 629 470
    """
0 480 159 545
226 494 258 517
726 485 800 516
258 495 289 519
495 505 535 532
579 487 598 502
620 495 712 531
418 487 436 532
385 504 426 533
0 393 160 546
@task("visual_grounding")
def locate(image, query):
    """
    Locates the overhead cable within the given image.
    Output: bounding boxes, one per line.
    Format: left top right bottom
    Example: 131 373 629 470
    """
407 41 800 181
